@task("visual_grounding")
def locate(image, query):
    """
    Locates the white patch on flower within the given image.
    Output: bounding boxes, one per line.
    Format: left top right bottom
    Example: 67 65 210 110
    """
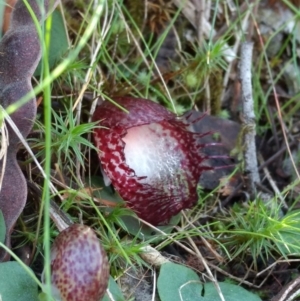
94 135 102 148
108 142 116 150
112 151 119 157
122 123 185 187
100 165 111 186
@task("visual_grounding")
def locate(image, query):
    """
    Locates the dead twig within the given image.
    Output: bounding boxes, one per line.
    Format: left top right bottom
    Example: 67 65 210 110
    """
239 41 260 196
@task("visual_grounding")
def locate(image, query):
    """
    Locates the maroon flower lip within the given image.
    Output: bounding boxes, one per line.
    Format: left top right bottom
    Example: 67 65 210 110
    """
92 97 214 225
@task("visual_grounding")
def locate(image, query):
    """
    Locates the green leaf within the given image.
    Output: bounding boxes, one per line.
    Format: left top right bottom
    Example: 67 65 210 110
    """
120 214 180 242
202 282 262 301
0 209 6 243
102 276 125 301
0 261 39 301
0 4 5 39
276 210 300 255
157 262 261 301
89 176 124 205
158 262 202 301
35 9 69 76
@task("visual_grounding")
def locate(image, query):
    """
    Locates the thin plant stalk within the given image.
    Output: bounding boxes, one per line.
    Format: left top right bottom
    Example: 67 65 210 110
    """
41 12 53 301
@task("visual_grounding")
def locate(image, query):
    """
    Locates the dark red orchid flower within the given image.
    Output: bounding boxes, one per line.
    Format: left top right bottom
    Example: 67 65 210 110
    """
92 97 219 225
